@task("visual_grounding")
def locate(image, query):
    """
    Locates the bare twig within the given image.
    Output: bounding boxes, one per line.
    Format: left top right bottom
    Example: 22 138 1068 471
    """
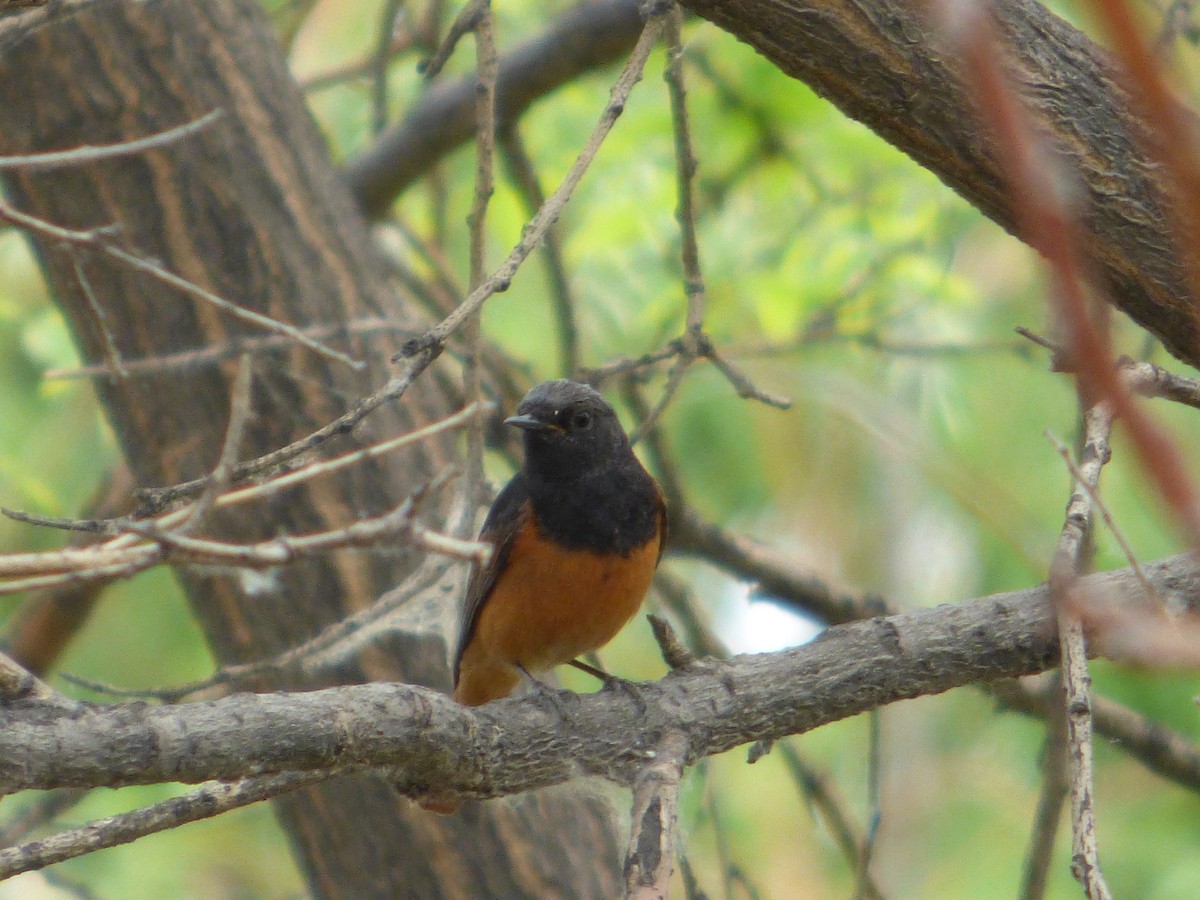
5 401 486 540
624 730 689 899
1017 326 1200 410
0 772 325 879
0 489 481 584
121 481 485 569
44 317 411 381
177 354 253 532
1019 674 1069 900
67 249 127 380
0 411 489 595
1118 357 1200 410
0 110 220 170
646 613 695 670
664 6 704 334
649 569 726 661
134 347 439 511
372 0 405 134
2 467 131 677
1048 430 1162 607
420 0 487 80
462 0 498 519
778 742 884 900
499 126 581 376
1049 403 1114 900
394 10 669 360
0 199 363 371
345 0 645 214
855 709 882 900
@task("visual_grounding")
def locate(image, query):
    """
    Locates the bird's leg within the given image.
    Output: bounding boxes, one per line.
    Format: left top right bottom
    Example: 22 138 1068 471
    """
567 658 611 681
517 664 578 717
568 658 648 714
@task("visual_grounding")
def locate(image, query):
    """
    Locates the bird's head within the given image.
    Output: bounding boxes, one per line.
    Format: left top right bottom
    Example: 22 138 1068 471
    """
505 380 629 479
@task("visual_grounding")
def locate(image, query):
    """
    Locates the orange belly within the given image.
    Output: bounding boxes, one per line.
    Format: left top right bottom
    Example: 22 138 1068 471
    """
454 521 660 707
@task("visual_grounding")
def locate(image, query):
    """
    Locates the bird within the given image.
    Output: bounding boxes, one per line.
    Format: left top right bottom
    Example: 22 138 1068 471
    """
423 379 667 812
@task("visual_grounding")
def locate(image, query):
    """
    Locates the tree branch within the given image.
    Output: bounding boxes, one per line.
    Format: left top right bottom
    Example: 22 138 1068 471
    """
345 0 645 216
0 554 1121 797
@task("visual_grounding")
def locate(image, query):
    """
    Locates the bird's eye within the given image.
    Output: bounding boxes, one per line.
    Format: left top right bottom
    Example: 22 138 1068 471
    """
571 410 593 430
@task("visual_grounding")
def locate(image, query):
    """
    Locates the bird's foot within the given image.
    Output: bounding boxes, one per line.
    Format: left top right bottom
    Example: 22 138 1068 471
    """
518 665 578 718
568 658 648 714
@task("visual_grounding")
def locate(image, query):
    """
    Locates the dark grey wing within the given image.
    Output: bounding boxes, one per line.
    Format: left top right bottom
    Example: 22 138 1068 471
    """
452 474 531 683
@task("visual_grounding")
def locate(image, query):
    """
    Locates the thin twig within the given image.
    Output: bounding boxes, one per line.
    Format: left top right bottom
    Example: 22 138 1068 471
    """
649 568 727 661
372 0 405 134
67 248 127 380
0 199 363 371
664 5 705 333
5 401 486 540
44 317 412 381
0 490 482 585
627 13 706 446
0 110 221 170
0 421 488 595
420 0 487 80
0 772 326 879
395 10 670 360
1048 403 1114 900
1019 674 1069 900
499 126 581 376
777 742 885 900
134 347 438 511
646 613 695 670
1016 326 1200 411
854 709 883 900
1048 429 1162 607
462 0 497 521
177 354 253 533
61 554 457 703
119 483 485 569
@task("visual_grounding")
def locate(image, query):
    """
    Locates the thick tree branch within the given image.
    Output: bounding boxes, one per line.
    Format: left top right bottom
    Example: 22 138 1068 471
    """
14 552 1180 799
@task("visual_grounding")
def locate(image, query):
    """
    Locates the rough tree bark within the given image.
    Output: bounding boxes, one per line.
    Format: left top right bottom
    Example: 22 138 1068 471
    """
0 2 621 897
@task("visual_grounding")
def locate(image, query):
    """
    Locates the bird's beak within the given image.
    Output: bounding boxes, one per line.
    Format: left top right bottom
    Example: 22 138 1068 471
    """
504 414 560 433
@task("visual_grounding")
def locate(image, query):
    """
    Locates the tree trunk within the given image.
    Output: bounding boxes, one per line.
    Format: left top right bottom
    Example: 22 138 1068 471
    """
0 1 621 896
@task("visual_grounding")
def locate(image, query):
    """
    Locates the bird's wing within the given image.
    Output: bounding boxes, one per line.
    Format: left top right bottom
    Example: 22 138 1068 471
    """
652 480 668 566
452 474 531 683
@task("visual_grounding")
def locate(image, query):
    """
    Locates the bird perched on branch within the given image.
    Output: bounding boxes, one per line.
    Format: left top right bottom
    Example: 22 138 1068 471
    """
423 379 666 813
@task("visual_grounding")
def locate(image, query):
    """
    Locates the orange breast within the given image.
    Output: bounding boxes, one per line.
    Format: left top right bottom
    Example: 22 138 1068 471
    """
454 520 660 706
